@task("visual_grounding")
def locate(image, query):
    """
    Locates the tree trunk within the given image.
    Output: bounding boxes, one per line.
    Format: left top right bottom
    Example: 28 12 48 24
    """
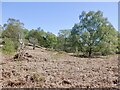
33 43 35 50
88 47 92 57
75 46 78 54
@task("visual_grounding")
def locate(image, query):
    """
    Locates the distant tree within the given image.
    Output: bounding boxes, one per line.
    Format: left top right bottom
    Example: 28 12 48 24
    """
71 24 81 53
2 18 24 50
57 29 71 52
45 32 57 49
23 29 29 39
29 37 38 50
27 28 57 49
37 29 47 47
27 29 46 47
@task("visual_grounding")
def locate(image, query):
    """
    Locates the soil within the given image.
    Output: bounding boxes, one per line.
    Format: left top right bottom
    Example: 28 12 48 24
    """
0 46 119 88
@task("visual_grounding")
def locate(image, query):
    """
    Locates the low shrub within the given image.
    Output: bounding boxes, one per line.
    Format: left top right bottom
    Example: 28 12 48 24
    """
2 38 16 54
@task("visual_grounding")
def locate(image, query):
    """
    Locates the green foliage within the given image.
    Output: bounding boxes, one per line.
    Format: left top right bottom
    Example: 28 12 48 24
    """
2 18 24 39
45 32 57 48
56 29 71 52
27 29 57 49
71 24 82 53
23 29 29 39
71 11 118 57
117 31 120 53
2 38 15 54
2 18 24 50
1 11 119 57
96 25 118 55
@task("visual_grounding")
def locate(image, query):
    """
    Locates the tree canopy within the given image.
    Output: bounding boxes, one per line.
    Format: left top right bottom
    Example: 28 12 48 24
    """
70 11 118 57
1 11 119 57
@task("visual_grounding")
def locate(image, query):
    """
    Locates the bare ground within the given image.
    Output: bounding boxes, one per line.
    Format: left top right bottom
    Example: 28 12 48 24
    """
0 46 119 88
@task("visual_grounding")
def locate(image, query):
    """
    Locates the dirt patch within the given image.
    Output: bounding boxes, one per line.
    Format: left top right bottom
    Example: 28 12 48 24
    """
1 46 119 88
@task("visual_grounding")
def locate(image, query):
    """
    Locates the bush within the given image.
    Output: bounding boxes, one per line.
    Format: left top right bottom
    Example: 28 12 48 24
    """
30 73 45 82
2 38 15 54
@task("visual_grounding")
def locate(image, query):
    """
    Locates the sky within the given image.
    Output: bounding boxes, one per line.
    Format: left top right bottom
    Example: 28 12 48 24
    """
1 0 119 2
2 2 118 35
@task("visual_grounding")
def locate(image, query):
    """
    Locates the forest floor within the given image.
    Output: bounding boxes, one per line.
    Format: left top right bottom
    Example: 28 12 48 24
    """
0 46 119 88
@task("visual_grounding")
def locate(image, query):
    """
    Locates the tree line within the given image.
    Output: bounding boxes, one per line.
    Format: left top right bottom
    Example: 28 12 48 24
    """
0 11 120 57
